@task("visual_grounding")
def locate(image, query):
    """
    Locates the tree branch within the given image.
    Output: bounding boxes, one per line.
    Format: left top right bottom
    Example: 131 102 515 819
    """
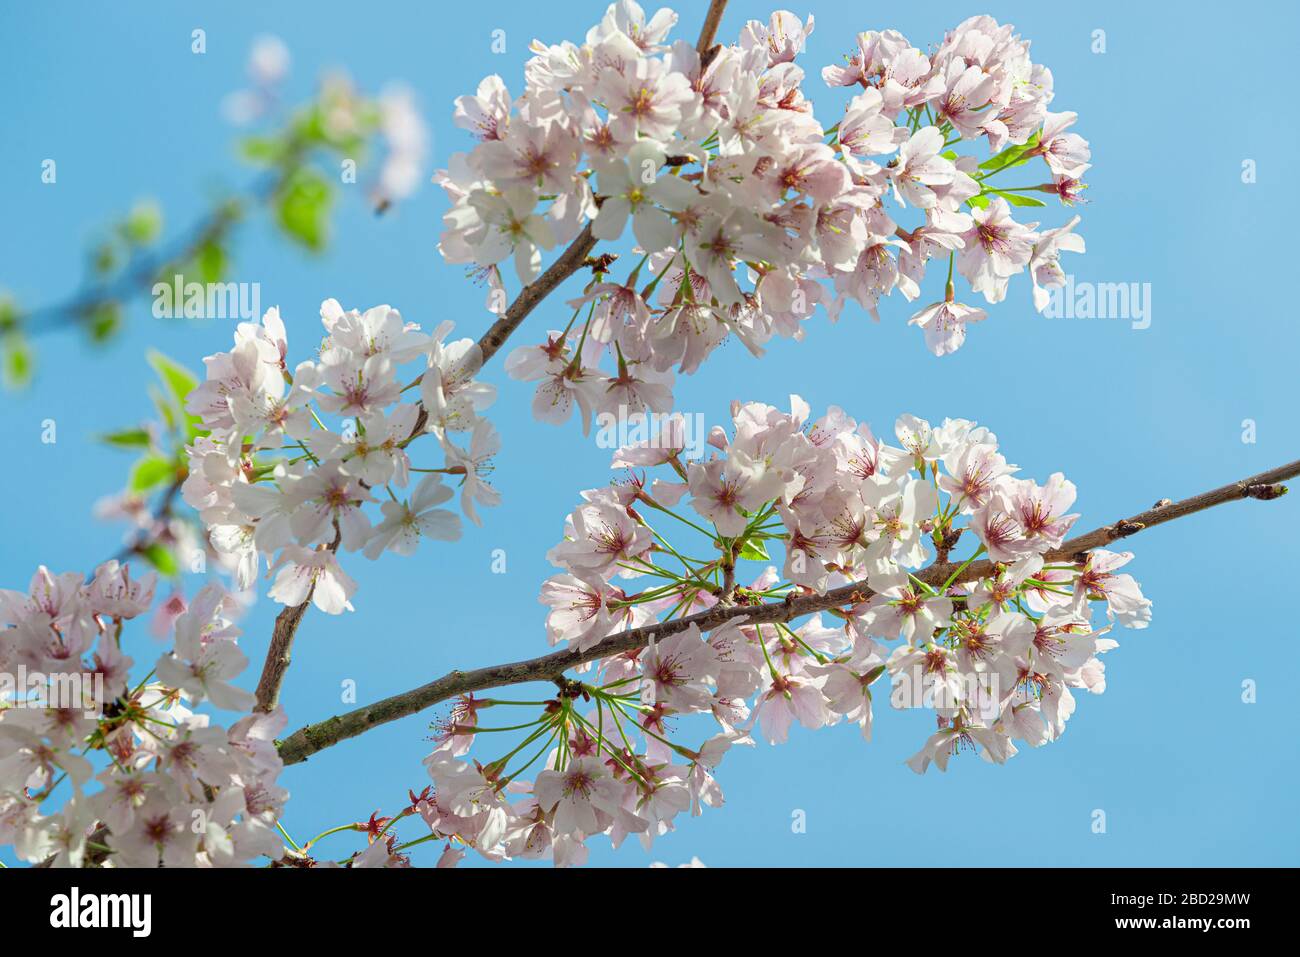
20 169 286 339
109 474 186 563
474 224 597 365
252 0 735 713
254 598 313 712
253 529 339 713
274 456 1299 766
696 0 729 55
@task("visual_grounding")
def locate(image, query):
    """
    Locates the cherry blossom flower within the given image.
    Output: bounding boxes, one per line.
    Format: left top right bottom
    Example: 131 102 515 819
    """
1073 550 1152 629
756 672 833 745
453 74 511 142
440 419 501 526
890 127 956 208
908 299 987 356
268 546 358 614
154 585 256 712
591 141 698 252
85 561 157 620
539 572 622 651
362 474 463 559
471 187 559 284
1029 215 1086 312
547 499 654 577
533 756 624 836
1034 111 1091 178
958 198 1037 304
640 625 718 712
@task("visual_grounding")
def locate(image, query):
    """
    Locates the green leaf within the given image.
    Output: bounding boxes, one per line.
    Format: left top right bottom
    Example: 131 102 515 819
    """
193 240 226 284
978 146 1027 172
967 194 990 209
988 189 1047 208
294 103 369 154
2 333 33 389
139 542 179 576
238 135 287 165
99 427 153 450
737 538 771 561
0 296 17 334
978 130 1040 174
121 200 163 245
148 350 198 404
147 350 203 436
91 241 120 276
292 107 328 146
150 385 177 432
277 168 333 251
129 454 175 493
87 302 122 342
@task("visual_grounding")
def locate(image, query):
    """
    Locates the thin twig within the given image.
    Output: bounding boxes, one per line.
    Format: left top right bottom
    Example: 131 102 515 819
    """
474 225 597 366
253 527 340 712
274 456 1299 766
254 599 314 713
109 475 186 563
20 169 285 338
696 0 729 55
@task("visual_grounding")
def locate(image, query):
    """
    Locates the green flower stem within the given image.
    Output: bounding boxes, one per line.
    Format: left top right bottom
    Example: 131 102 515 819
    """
569 709 648 783
779 621 827 664
502 725 560 786
909 573 939 597
392 832 444 854
459 717 551 734
276 820 302 853
493 716 561 771
303 823 358 849
638 495 717 539
941 545 987 592
756 623 782 683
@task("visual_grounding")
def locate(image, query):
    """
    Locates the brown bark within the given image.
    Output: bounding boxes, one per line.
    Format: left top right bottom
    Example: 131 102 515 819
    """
275 457 1298 765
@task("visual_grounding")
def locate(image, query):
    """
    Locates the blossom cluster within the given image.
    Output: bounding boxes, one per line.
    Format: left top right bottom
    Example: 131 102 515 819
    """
417 398 1148 865
435 4 1090 437
226 34 430 208
0 565 287 867
182 302 500 615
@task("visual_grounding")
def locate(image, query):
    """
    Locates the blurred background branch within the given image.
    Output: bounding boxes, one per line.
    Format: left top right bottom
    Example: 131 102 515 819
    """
1 35 427 389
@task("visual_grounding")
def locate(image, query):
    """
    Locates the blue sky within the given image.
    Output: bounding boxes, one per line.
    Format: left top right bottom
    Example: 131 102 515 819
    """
2 0 1297 867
